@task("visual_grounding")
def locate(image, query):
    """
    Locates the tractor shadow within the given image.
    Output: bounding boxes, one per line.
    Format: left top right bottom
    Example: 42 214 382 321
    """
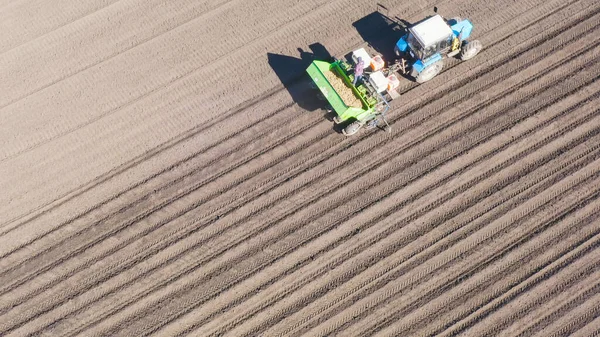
352 5 408 64
352 4 417 82
267 43 344 130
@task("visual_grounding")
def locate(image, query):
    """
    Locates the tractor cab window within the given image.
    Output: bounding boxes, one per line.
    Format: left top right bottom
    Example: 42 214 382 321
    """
407 32 439 60
438 36 452 52
407 33 426 60
421 44 437 60
407 34 419 54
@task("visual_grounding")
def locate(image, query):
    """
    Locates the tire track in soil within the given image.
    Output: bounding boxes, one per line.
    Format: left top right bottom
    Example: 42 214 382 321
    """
0 116 339 310
244 42 600 334
0 82 287 232
331 166 600 337
548 295 600 337
538 293 600 337
79 52 600 336
0 0 324 111
0 0 373 227
4 6 600 337
0 97 321 293
2 0 596 334
218 92 600 337
2 0 584 300
2 0 418 244
511 278 600 337
0 0 589 240
264 139 600 337
38 58 600 337
0 0 121 54
0 0 572 258
2 11 596 334
567 311 600 337
3 0 596 284
482 246 600 336
464 249 600 337
419 216 600 337
0 0 576 231
192 122 600 337
0 103 328 311
274 63 600 334
381 199 600 337
183 44 600 330
438 220 600 336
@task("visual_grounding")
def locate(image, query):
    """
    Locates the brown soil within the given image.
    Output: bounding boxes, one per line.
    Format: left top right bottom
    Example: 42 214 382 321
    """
1 0 599 336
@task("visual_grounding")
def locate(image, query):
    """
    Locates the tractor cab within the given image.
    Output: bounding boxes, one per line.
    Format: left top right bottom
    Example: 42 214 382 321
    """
394 14 481 83
406 15 454 61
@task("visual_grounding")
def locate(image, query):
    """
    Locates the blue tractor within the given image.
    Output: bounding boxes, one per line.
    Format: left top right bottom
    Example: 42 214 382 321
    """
393 14 482 83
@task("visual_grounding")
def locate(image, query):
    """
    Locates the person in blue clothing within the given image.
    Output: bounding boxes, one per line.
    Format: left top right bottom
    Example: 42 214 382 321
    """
352 57 365 86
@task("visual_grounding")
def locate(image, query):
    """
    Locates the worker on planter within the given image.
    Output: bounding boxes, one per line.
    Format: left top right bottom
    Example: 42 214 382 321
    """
352 57 365 86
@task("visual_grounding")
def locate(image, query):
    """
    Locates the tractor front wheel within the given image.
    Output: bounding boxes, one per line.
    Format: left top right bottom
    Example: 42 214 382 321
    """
342 121 363 136
416 61 443 83
460 40 483 60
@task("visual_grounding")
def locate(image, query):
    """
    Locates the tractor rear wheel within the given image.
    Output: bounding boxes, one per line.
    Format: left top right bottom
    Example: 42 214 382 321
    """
460 40 483 60
416 60 444 83
342 121 363 136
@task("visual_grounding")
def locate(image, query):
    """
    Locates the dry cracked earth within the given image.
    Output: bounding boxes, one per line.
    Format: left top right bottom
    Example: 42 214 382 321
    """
1 0 600 336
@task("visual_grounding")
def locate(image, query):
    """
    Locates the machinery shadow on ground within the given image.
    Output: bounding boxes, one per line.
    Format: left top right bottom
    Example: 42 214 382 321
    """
352 5 408 63
267 43 343 128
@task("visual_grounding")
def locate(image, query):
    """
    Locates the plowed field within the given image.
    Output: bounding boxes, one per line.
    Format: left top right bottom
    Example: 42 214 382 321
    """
1 0 599 336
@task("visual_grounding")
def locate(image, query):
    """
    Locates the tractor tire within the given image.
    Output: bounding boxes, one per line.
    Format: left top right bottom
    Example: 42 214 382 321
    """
416 60 443 83
460 40 483 60
342 121 363 136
